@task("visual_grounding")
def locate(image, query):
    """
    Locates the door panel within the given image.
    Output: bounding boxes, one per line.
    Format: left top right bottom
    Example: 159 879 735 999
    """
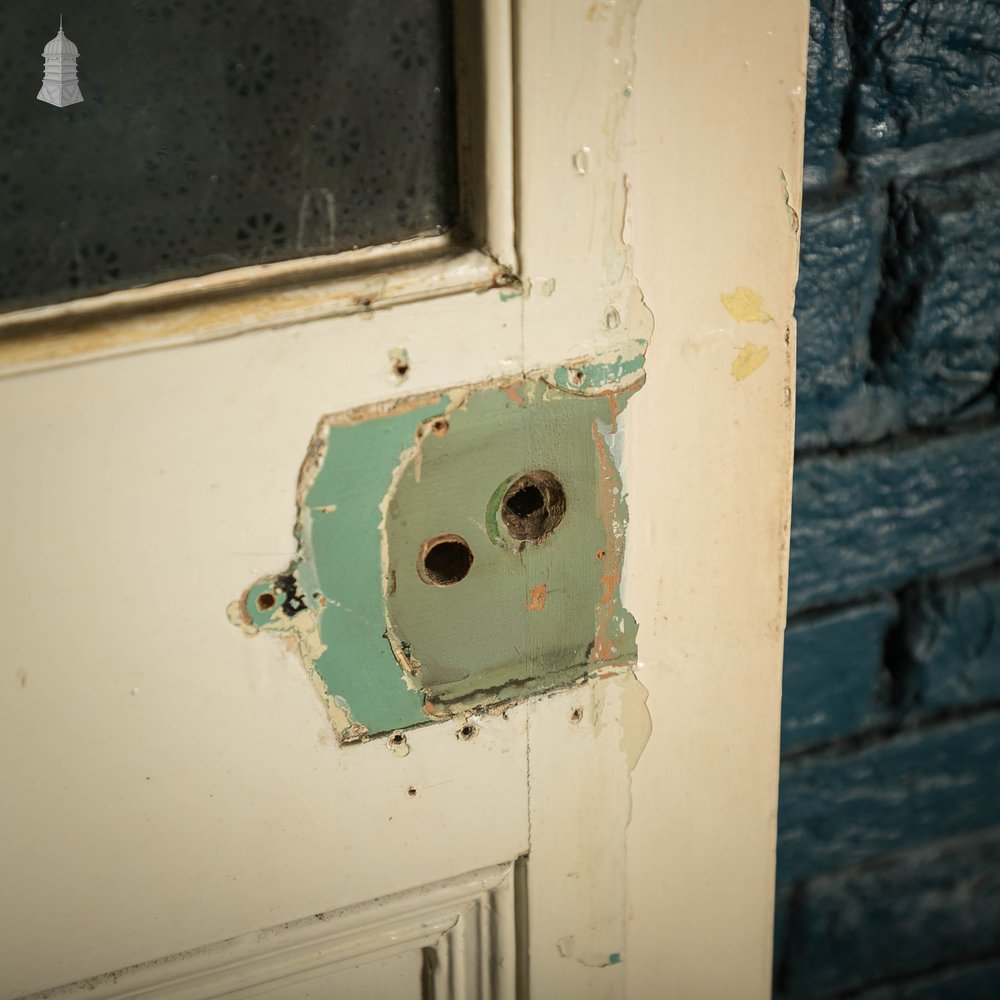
0 265 530 992
18 865 516 1000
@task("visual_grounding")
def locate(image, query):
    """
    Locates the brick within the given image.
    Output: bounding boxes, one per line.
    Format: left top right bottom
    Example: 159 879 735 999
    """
907 574 1000 713
855 130 1000 189
803 0 851 189
788 423 1000 613
795 192 890 449
776 711 1000 882
852 957 1000 1000
796 162 1000 448
873 162 1000 427
782 600 895 751
777 825 1000 998
853 0 1000 153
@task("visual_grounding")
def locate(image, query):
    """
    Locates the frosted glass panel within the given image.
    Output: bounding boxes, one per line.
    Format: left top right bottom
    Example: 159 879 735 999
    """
0 0 458 310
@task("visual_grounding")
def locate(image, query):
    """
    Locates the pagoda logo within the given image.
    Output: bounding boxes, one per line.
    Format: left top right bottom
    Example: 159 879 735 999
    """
38 17 83 108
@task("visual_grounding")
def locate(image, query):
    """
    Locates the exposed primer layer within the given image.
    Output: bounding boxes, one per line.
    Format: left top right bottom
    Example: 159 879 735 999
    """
232 365 644 744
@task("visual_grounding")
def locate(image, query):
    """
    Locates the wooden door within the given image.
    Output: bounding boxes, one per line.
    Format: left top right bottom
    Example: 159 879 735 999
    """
0 3 807 997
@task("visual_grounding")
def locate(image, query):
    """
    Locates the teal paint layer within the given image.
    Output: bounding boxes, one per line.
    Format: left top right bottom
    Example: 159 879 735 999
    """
549 347 646 394
233 365 644 743
303 401 445 734
235 396 444 741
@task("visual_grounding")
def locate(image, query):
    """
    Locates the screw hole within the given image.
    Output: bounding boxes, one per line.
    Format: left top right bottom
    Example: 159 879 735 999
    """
500 471 567 542
418 534 474 586
431 418 449 436
570 707 583 723
457 722 478 741
569 369 585 386
392 358 410 378
407 786 417 797
256 592 276 611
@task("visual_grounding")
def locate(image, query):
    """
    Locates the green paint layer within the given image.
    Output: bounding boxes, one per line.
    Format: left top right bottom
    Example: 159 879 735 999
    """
303 401 445 733
385 380 639 708
233 369 643 743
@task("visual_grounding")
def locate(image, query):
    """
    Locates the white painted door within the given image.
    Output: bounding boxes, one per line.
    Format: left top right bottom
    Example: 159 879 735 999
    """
0 3 807 998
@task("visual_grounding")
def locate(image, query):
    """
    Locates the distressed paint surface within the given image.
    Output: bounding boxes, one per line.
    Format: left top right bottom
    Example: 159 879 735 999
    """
385 376 640 710
233 365 643 743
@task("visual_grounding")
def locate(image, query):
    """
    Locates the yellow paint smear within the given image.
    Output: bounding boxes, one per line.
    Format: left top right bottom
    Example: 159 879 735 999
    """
731 342 770 381
721 286 772 324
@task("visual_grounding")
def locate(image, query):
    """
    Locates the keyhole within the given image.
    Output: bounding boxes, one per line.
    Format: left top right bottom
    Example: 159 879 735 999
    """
418 534 474 586
500 471 567 542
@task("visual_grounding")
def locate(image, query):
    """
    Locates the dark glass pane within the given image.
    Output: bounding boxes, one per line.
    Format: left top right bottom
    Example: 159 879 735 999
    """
0 0 458 310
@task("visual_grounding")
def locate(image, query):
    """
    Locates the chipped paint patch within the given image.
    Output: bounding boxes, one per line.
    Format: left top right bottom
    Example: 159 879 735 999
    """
383 377 640 712
548 343 647 396
233 393 446 743
779 168 800 234
526 584 548 612
590 420 631 663
619 672 652 773
233 369 643 744
731 342 771 381
388 347 410 382
721 286 773 324
575 950 624 968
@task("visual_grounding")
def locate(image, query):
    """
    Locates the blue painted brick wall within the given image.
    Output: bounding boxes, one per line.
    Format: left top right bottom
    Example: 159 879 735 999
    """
794 191 886 447
796 165 1000 448
851 0 1000 154
803 0 851 188
778 712 1000 881
777 825 1000 997
781 600 894 751
851 957 1000 1000
789 425 1000 613
916 576 1000 711
777 0 1000 995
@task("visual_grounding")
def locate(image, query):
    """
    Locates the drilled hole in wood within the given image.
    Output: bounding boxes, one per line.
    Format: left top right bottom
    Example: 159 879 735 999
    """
418 534 474 586
392 359 410 378
501 471 566 542
457 722 477 741
407 786 418 797
507 484 544 518
256 592 275 611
